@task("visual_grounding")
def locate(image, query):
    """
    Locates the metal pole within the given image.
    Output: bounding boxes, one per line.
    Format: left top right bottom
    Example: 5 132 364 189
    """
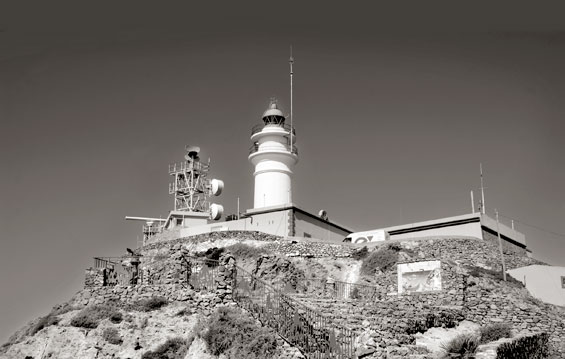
495 209 507 281
237 197 240 220
289 46 294 151
470 190 475 213
480 163 486 215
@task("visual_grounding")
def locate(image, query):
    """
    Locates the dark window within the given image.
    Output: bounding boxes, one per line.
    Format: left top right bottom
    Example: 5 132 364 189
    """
561 276 565 289
176 218 183 226
304 232 311 238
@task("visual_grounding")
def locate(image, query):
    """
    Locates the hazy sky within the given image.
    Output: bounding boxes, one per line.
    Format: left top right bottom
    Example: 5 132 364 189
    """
1 1 565 343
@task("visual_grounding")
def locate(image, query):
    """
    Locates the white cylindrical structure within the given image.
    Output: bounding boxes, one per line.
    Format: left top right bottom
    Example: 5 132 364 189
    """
249 100 298 209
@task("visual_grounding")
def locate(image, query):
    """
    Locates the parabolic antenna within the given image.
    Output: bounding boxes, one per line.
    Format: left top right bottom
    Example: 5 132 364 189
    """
210 203 224 220
318 209 328 221
211 179 224 196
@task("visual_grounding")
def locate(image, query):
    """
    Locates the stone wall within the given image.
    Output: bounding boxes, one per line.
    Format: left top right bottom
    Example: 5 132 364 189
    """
84 268 104 287
387 237 544 271
263 239 354 258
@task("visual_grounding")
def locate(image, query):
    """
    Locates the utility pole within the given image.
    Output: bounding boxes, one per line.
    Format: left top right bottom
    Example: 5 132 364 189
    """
237 197 240 220
470 190 475 213
480 163 486 215
495 209 507 281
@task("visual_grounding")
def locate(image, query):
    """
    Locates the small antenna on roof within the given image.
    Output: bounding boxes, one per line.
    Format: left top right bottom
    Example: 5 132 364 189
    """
289 45 294 149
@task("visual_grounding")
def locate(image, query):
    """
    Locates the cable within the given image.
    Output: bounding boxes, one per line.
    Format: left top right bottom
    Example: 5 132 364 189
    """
498 213 565 238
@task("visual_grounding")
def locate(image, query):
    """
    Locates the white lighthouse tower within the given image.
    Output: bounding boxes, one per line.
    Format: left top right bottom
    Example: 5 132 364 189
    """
248 99 298 208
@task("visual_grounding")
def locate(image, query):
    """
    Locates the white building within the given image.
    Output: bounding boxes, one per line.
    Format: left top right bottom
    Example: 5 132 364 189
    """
368 212 528 254
508 265 565 306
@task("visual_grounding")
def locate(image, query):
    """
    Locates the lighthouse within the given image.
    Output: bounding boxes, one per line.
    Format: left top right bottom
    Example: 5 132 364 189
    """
248 99 298 208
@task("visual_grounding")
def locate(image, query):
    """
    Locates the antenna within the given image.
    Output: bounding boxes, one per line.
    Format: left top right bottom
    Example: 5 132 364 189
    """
480 163 486 215
289 45 294 151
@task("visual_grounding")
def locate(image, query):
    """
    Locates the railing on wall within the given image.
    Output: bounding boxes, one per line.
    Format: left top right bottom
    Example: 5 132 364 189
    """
234 268 356 359
93 256 143 286
184 257 220 292
278 278 384 301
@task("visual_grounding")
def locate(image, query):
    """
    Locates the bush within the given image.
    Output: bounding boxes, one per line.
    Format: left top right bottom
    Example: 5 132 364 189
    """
479 323 512 344
70 305 122 329
201 307 279 358
467 266 523 287
141 337 189 359
134 297 168 312
351 246 369 260
28 315 60 336
441 333 479 358
360 245 399 275
195 247 225 261
102 327 122 345
225 243 266 259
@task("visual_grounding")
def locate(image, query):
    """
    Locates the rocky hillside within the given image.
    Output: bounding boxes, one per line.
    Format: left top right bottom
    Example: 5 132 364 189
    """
1 231 562 359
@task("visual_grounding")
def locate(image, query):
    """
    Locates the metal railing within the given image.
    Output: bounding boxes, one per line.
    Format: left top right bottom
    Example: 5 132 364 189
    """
168 161 209 174
185 257 221 292
93 256 143 286
251 123 296 136
281 278 385 301
249 143 298 156
234 268 356 358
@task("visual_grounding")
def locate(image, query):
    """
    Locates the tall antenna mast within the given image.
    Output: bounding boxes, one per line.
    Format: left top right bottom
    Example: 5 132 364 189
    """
480 163 486 215
289 45 294 150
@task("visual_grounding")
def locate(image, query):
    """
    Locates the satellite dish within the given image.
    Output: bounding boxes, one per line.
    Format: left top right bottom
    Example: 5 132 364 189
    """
319 209 328 221
211 179 224 196
210 203 224 220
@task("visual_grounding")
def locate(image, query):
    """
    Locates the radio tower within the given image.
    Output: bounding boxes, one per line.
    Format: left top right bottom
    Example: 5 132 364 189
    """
168 145 225 219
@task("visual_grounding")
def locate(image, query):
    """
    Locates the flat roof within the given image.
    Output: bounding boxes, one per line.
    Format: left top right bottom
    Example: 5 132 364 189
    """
244 203 354 233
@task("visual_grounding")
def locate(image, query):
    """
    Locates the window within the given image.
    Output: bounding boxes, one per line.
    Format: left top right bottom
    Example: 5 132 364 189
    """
561 276 565 289
176 218 183 226
303 232 311 238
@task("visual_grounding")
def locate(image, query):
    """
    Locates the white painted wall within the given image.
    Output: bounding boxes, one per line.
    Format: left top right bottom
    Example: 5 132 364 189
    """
508 265 565 306
397 260 442 294
390 222 483 241
294 211 349 243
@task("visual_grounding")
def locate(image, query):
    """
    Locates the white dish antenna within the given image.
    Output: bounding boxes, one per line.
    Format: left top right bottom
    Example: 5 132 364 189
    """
211 179 224 196
319 209 328 221
210 203 224 220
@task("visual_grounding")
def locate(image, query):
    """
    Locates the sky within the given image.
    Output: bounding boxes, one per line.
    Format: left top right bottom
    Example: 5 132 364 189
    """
1 1 565 343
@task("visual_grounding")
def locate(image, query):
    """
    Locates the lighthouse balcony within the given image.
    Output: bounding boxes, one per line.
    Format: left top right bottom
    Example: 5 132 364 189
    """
251 123 296 137
249 143 298 156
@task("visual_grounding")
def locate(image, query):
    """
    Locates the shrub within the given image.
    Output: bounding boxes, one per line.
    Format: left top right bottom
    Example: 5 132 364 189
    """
467 266 523 287
134 297 168 312
360 245 399 275
102 327 122 345
28 315 60 336
70 305 121 329
479 323 512 344
141 337 189 359
351 246 369 260
225 243 266 259
441 333 479 358
201 307 279 358
196 247 225 261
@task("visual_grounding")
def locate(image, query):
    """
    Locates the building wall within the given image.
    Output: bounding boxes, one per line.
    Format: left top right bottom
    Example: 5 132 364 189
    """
293 211 350 243
389 221 483 241
508 265 565 306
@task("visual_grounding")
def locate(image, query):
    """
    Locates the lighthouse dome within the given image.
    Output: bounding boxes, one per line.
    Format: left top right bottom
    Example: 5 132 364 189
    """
262 100 285 124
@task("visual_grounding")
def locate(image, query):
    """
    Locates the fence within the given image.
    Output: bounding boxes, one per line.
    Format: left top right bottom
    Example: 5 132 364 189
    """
93 256 144 286
271 277 384 302
234 268 357 359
